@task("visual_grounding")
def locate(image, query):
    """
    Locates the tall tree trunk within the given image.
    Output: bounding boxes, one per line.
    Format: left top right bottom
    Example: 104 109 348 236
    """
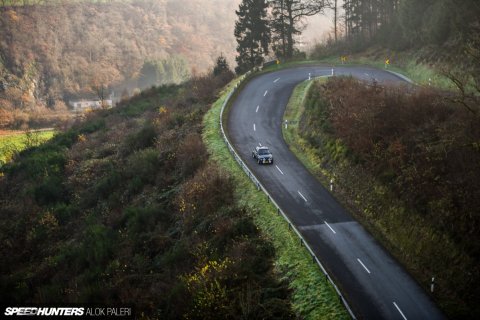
281 0 287 58
287 12 294 58
334 0 338 42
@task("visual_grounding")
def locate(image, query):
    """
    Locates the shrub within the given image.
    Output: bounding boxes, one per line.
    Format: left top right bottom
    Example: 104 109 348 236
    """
176 164 234 230
34 176 66 205
121 206 159 234
79 117 106 134
122 122 157 154
125 148 159 185
175 134 208 179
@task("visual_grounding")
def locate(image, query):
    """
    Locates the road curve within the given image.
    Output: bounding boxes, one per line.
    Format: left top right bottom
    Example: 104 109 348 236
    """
227 65 445 320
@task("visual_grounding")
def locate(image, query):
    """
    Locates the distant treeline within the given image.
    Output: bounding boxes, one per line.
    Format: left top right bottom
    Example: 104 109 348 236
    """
0 0 138 6
326 0 479 55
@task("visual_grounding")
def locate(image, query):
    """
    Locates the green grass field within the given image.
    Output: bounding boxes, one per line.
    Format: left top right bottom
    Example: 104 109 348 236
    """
0 130 55 165
203 79 349 319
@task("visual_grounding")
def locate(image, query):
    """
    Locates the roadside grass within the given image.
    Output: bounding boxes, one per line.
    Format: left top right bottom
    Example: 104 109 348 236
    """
0 130 55 165
282 78 332 184
203 80 349 319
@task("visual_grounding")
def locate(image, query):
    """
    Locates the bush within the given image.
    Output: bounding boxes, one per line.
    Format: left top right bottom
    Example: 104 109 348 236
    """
175 134 208 179
92 168 122 202
122 122 157 154
176 164 234 230
121 206 159 234
125 148 159 185
34 176 66 205
79 117 106 134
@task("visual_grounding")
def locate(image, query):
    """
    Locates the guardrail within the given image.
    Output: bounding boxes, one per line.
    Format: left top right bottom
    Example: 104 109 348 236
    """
219 70 357 319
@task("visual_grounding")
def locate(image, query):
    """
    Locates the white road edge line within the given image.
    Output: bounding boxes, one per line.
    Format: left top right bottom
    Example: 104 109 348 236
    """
357 258 371 274
253 123 256 131
259 143 262 146
275 165 284 175
256 105 259 113
298 191 307 202
264 90 268 96
393 302 408 320
273 78 280 83
324 221 336 234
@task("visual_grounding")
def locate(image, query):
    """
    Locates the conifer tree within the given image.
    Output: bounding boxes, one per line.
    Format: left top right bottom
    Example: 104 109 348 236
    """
234 0 270 74
213 55 230 76
269 0 328 59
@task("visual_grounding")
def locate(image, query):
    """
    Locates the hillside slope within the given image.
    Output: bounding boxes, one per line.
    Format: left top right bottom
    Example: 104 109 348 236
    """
0 70 297 318
288 76 479 318
0 0 240 128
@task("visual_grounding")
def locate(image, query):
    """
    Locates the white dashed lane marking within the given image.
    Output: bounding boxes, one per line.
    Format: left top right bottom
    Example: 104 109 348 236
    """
256 105 259 113
264 90 268 96
357 258 371 274
298 191 308 202
274 78 280 83
324 221 336 234
253 123 256 131
393 302 408 320
275 165 284 175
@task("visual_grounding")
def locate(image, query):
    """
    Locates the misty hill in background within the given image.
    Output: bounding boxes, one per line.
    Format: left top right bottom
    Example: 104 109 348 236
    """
0 0 240 128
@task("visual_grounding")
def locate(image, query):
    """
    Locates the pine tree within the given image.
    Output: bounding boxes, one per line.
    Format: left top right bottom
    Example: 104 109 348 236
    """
269 0 328 59
270 0 291 59
234 0 271 74
213 55 231 76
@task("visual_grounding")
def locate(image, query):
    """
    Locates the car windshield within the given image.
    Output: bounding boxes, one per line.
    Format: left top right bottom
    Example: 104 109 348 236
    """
259 149 270 155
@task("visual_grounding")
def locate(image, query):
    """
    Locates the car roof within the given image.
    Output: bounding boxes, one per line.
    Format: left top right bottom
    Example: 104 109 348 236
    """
256 146 269 150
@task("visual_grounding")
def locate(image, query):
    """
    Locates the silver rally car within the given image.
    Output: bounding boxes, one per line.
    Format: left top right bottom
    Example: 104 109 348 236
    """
252 146 273 164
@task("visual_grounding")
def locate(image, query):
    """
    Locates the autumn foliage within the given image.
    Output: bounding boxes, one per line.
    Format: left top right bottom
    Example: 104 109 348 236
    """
300 77 480 317
0 0 239 128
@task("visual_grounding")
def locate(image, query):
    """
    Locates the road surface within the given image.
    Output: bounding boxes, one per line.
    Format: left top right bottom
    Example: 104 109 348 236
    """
227 65 445 319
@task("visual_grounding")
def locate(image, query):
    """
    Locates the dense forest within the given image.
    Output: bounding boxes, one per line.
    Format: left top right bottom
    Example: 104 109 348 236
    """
0 62 298 318
0 0 240 128
316 0 480 63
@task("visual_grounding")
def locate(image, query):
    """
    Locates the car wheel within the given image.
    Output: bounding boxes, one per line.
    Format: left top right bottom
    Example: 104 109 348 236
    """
257 158 261 164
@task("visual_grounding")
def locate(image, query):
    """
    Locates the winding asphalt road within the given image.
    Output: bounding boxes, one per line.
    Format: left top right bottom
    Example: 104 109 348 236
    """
227 66 445 319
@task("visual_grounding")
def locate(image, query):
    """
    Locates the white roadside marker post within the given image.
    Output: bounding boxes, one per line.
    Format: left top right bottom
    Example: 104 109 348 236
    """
330 179 334 191
285 119 288 129
431 277 435 293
